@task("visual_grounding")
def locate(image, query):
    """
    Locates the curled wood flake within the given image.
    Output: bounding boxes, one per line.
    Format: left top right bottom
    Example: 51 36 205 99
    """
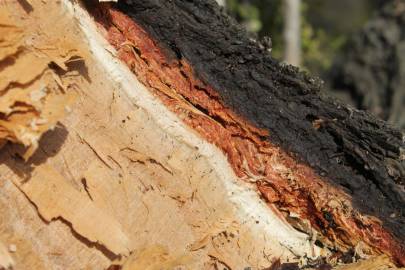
0 15 23 60
0 9 79 160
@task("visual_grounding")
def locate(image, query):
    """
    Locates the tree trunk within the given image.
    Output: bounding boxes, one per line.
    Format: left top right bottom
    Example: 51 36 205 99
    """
0 1 403 269
216 0 226 7
331 0 405 130
283 0 302 66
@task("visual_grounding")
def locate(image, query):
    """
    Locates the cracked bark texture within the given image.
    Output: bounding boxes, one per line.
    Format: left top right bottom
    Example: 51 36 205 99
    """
1 0 405 269
114 0 404 248
1 1 329 269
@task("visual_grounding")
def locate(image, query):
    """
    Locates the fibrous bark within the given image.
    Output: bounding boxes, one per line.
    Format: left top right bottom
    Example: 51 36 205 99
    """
0 0 404 269
101 0 405 264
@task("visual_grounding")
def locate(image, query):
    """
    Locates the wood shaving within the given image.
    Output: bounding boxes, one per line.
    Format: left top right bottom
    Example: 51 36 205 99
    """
0 8 78 160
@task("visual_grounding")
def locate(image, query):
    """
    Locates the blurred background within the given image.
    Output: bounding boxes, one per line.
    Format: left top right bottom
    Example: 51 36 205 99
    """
217 0 405 130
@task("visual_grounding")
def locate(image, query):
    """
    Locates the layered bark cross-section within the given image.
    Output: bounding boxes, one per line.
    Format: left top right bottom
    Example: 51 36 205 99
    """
1 0 404 269
0 1 326 269
91 0 405 266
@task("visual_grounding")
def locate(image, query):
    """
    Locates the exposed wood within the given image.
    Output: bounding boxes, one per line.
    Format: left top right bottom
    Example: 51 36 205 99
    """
0 6 77 160
104 0 405 265
0 0 403 269
336 255 398 270
0 1 316 269
0 241 14 270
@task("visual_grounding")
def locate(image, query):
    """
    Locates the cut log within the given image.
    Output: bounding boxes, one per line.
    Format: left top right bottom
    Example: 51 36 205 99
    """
0 0 404 269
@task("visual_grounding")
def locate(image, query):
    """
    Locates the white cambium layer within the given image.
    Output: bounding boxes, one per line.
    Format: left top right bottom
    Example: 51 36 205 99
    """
0 1 327 269
64 0 319 260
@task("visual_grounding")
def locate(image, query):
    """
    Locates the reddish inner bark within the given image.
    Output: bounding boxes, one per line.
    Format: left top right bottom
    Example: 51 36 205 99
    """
92 6 405 265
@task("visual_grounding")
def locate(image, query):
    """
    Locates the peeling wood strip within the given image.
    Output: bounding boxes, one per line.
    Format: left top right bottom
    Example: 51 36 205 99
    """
0 7 78 160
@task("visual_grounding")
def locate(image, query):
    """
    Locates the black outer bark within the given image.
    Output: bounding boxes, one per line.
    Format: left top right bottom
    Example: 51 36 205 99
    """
115 0 405 242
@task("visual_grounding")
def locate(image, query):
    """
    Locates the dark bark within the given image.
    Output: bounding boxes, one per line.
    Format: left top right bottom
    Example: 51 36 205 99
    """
115 0 404 246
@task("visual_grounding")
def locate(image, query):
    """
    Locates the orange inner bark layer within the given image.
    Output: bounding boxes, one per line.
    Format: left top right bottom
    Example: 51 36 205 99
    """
94 7 404 265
